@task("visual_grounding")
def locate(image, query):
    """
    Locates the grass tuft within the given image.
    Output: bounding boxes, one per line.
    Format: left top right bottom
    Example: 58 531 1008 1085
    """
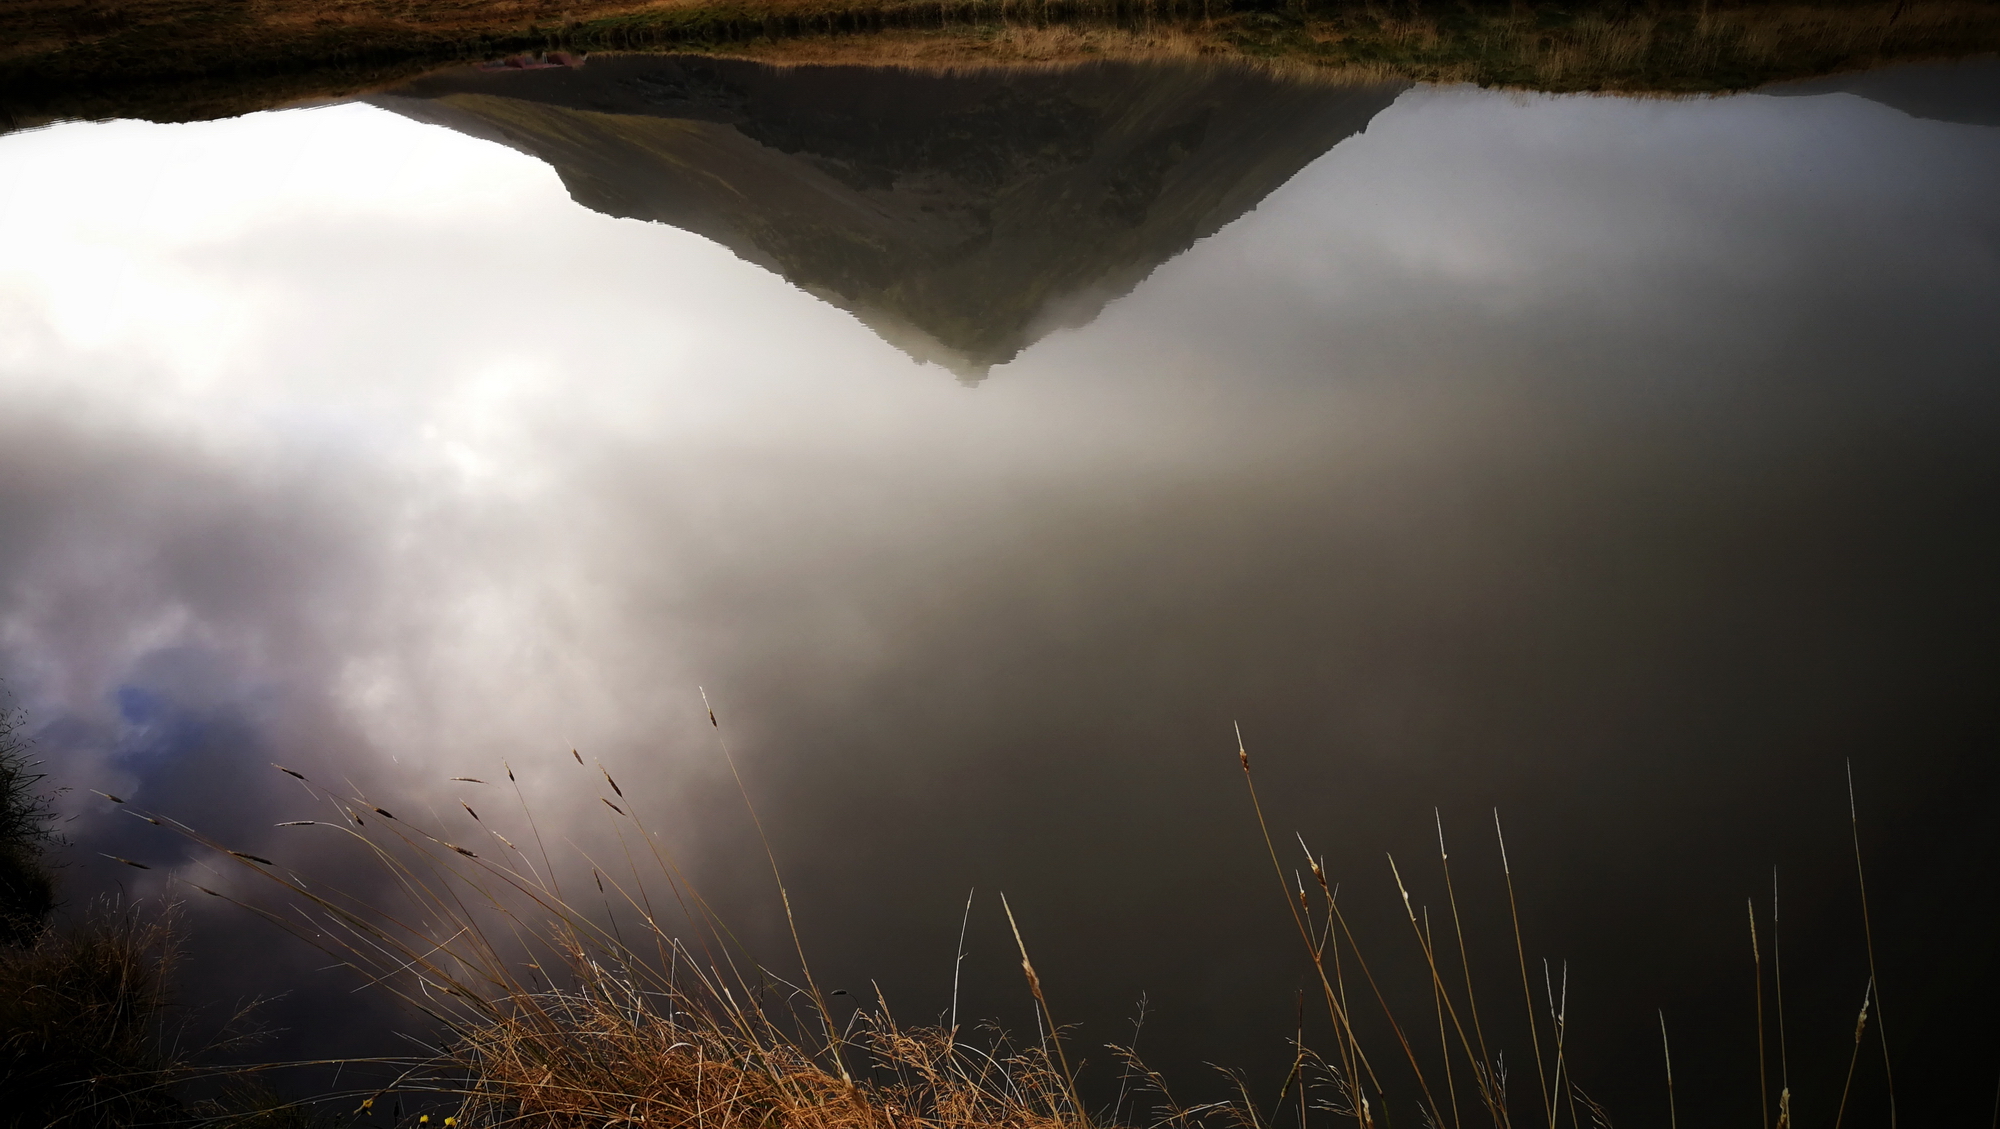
0 902 190 1128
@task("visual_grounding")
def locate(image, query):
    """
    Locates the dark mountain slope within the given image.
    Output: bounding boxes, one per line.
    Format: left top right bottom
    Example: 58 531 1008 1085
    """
373 57 1406 379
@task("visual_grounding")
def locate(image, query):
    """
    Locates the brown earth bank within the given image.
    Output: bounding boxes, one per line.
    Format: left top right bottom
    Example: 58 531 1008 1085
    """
2 0 1998 132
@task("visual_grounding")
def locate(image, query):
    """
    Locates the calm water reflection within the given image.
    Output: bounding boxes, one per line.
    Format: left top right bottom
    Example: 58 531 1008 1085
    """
2 58 1998 1123
372 58 1408 380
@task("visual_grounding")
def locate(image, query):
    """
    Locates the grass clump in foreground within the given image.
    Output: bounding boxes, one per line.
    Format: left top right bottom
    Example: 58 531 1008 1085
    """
130 740 1115 1129
449 954 1087 1129
90 703 1904 1129
0 898 321 1129
0 905 197 1128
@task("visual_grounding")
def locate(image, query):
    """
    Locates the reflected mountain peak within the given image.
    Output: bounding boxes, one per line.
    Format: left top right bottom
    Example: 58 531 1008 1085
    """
371 56 1406 380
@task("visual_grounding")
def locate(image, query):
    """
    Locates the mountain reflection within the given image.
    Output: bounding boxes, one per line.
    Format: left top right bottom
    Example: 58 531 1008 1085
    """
372 57 1406 381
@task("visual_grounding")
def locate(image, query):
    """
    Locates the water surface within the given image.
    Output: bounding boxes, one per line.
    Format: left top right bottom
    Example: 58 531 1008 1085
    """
2 57 1998 1123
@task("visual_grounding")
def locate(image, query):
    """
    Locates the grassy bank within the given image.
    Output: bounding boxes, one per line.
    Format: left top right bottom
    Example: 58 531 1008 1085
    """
4 0 1999 130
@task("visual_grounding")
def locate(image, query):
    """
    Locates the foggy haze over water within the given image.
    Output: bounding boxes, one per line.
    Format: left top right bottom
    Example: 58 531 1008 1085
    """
2 62 1999 1123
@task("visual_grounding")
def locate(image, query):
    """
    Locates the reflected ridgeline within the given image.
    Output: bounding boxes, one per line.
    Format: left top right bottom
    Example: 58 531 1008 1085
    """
371 58 1405 381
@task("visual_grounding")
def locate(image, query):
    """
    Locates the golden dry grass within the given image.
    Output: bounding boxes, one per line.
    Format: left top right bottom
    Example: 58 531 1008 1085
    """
452 951 1093 1129
109 750 1137 1129
84 724 1899 1127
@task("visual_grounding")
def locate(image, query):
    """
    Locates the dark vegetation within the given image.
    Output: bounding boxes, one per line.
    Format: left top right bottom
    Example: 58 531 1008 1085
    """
0 703 58 948
0 698 307 1129
3 0 1998 133
0 908 196 1128
0 698 184 1128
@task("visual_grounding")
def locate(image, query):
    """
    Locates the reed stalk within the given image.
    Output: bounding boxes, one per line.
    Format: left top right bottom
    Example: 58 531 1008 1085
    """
1749 898 1768 1129
1846 761 1896 1127
1492 812 1552 1129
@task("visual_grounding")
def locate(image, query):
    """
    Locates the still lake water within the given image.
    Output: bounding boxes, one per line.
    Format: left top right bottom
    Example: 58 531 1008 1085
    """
3 55 1999 1123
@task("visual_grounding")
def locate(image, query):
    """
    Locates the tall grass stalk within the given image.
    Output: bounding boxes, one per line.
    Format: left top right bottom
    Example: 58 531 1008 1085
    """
1771 870 1792 1128
1658 1011 1675 1129
706 686 850 1085
1422 908 1460 1129
1387 855 1492 1124
1491 812 1552 1129
1541 961 1578 1129
1832 980 1874 1129
1749 898 1768 1129
1000 891 1079 1109
1240 724 1423 1128
951 888 976 1036
1845 761 1896 1127
1432 815 1493 1127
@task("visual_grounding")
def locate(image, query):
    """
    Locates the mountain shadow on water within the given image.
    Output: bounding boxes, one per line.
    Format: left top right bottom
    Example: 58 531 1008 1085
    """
371 57 1407 381
1763 56 2000 127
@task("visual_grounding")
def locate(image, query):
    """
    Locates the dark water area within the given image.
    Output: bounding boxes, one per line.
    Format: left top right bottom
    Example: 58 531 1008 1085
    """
2 52 1999 1125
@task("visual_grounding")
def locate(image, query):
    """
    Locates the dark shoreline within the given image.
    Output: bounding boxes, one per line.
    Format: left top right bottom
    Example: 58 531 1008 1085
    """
5 0 1999 132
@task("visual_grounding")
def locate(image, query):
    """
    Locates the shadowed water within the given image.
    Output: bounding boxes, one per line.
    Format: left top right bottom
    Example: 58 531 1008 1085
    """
372 58 1408 380
1 54 1998 1124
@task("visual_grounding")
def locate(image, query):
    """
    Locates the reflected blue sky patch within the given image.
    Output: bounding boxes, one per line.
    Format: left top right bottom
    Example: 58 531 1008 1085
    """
116 683 166 726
